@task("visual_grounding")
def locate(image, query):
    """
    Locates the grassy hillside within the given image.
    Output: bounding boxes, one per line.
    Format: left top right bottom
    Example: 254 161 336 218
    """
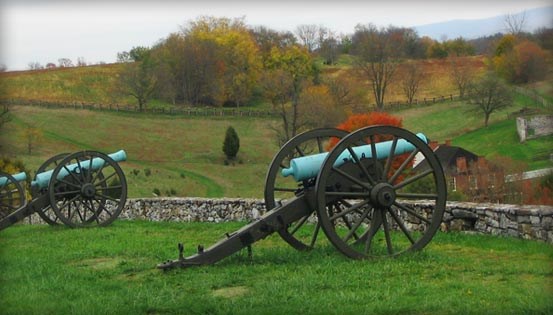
0 56 487 108
0 63 129 105
1 106 280 198
1 95 550 198
1 55 551 198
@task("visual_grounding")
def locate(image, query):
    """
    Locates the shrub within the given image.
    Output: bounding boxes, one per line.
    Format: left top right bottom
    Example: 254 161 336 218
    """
223 126 240 160
153 188 160 196
144 168 151 177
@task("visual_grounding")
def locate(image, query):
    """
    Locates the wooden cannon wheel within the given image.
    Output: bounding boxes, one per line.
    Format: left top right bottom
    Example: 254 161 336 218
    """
264 128 349 251
33 153 70 225
0 171 26 221
48 151 128 228
315 126 447 259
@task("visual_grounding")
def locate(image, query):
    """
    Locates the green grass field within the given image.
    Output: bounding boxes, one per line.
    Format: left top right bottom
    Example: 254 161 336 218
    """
1 106 280 198
1 91 551 198
0 221 552 315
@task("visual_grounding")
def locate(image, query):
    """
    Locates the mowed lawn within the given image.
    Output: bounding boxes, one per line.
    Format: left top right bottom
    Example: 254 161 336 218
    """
0 221 552 315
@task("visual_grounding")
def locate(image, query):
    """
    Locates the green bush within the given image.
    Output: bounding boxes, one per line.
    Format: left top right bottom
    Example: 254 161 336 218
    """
222 126 240 160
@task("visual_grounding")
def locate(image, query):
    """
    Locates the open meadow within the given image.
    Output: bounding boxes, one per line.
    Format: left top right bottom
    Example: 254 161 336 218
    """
0 221 552 315
1 90 551 198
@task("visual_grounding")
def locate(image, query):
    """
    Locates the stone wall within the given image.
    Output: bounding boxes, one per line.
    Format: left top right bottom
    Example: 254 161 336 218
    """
24 198 553 243
516 115 553 142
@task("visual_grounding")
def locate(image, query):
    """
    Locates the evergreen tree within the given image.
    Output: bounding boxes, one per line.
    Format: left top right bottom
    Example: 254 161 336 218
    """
223 126 240 160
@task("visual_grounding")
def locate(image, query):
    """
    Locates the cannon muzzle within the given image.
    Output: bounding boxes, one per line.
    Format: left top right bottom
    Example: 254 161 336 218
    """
282 133 428 182
0 172 26 186
31 150 127 189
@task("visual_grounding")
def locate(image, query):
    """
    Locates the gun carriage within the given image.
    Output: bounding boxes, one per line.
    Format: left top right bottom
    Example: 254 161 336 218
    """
159 126 447 269
0 150 128 231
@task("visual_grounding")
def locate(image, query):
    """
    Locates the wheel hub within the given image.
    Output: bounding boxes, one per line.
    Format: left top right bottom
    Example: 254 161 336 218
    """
370 183 396 208
81 183 96 198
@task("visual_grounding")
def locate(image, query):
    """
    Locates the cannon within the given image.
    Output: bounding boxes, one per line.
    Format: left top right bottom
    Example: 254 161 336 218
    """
0 150 128 231
159 126 446 269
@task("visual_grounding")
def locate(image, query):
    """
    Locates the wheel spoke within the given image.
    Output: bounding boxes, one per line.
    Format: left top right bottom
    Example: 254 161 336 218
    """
309 222 321 248
393 202 431 224
342 206 371 242
381 210 394 254
56 178 81 189
93 172 117 188
331 166 371 190
87 156 94 182
63 165 83 185
95 193 121 203
329 199 370 221
76 159 86 183
94 198 113 217
386 208 415 244
363 211 382 254
91 161 107 184
82 199 100 224
383 136 398 180
347 146 376 185
388 148 419 184
368 135 381 180
289 215 309 235
394 169 433 190
317 137 324 153
56 195 80 214
295 146 305 156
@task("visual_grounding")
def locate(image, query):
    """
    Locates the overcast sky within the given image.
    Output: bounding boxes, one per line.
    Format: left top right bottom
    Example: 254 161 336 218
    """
1 0 551 70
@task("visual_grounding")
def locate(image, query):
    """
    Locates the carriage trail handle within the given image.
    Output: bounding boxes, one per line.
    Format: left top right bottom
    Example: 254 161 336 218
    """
0 172 27 186
31 150 127 189
282 133 428 182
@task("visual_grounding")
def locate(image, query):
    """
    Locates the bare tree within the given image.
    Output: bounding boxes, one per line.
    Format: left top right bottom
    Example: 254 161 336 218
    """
118 58 157 111
295 24 319 52
468 73 513 127
23 127 43 155
58 58 73 67
28 62 43 70
450 57 475 98
401 63 423 104
352 24 404 110
504 11 526 35
76 57 87 67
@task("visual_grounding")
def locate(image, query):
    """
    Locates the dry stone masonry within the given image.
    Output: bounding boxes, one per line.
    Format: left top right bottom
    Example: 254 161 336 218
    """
24 198 552 243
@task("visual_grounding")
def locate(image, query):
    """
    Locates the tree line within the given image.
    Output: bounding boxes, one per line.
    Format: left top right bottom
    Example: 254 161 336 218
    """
5 15 550 145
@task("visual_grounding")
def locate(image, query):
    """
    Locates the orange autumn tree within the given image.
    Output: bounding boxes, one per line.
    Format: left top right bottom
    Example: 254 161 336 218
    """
329 112 403 148
329 112 407 183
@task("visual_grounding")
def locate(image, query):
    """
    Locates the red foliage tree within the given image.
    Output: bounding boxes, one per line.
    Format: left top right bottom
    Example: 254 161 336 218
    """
329 112 403 148
329 112 406 183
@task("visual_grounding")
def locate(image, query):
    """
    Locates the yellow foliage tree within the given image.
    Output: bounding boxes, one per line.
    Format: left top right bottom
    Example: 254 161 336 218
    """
185 17 261 107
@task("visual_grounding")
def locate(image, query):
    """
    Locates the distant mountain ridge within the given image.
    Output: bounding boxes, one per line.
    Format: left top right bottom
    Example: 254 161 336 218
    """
414 6 553 40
